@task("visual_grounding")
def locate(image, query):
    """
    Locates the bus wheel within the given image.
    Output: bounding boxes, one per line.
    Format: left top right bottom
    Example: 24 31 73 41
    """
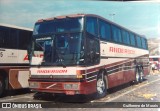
139 67 144 82
96 73 107 98
135 67 144 84
0 76 5 97
135 68 140 84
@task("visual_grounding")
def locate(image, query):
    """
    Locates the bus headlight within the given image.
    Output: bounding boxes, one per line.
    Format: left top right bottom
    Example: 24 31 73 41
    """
64 84 79 90
29 82 39 88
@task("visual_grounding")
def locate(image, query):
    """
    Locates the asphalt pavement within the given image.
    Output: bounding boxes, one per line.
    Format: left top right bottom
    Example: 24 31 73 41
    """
0 73 160 111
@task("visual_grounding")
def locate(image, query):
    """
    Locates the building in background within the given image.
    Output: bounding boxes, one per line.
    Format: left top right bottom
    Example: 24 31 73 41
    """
148 38 160 71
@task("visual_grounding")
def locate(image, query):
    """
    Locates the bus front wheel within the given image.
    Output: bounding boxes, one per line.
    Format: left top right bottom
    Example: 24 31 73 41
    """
96 72 107 98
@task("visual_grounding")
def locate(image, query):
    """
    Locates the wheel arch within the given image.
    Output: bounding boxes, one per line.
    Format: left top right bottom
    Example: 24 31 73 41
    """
97 68 108 89
0 69 8 89
0 69 7 78
95 68 108 98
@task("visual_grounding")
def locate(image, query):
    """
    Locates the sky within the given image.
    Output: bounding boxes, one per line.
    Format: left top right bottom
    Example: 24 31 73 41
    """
0 0 160 39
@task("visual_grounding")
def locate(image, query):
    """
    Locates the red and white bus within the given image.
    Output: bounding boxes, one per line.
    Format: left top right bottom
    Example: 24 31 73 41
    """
0 23 32 97
28 14 150 98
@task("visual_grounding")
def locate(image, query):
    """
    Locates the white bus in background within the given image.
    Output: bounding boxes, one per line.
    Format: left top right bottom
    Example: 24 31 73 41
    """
149 55 160 71
28 14 150 98
0 23 32 97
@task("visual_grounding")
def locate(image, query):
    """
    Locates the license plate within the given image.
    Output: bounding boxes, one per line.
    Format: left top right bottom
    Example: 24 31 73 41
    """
66 91 75 95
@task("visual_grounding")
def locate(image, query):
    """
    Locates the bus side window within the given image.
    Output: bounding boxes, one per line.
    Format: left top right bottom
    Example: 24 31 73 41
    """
122 30 130 45
86 36 100 65
136 35 142 48
99 20 111 41
9 28 18 49
0 26 6 48
111 25 122 43
130 33 136 46
19 30 32 50
0 27 10 48
141 38 147 49
86 17 98 37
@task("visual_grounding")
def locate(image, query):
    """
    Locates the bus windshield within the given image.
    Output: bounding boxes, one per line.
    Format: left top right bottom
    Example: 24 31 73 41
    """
31 32 84 66
33 18 83 35
31 17 84 66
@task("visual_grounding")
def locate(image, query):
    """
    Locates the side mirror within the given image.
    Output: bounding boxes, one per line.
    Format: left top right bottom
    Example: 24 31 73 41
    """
96 52 100 56
27 45 32 61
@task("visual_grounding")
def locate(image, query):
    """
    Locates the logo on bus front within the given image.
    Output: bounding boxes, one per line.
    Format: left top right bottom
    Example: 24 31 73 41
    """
37 69 67 74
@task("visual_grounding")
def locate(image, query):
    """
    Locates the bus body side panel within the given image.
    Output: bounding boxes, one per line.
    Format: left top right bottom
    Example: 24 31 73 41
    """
0 67 30 90
0 49 18 64
0 49 30 90
107 69 135 88
143 67 150 76
8 69 30 89
124 69 135 82
107 71 124 88
100 41 149 88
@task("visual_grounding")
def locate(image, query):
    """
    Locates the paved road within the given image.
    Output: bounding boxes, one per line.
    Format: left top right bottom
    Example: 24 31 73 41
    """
94 74 160 102
0 74 160 111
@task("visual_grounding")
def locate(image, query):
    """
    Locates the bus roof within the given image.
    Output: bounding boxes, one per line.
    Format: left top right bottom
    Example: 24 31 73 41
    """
0 23 33 31
36 13 146 39
36 14 85 23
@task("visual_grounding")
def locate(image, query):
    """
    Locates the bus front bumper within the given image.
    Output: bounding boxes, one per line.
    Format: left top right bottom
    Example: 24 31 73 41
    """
28 80 96 95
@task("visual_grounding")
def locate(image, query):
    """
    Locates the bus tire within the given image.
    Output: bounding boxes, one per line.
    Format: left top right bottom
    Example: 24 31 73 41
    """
135 67 144 84
0 76 5 97
139 67 144 83
96 72 107 98
135 68 140 84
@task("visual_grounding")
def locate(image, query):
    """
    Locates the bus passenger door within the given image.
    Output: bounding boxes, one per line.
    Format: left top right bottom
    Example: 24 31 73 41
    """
85 17 100 66
85 33 100 66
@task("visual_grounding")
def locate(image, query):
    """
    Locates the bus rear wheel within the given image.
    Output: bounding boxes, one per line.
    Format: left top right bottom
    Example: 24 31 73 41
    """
0 76 5 97
135 67 144 83
139 67 144 82
96 72 107 98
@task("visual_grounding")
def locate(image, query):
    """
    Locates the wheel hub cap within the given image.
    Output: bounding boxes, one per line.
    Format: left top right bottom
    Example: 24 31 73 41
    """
97 79 105 94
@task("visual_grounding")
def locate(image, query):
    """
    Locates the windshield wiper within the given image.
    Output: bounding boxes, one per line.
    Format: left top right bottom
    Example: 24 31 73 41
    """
58 59 66 68
56 51 66 68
